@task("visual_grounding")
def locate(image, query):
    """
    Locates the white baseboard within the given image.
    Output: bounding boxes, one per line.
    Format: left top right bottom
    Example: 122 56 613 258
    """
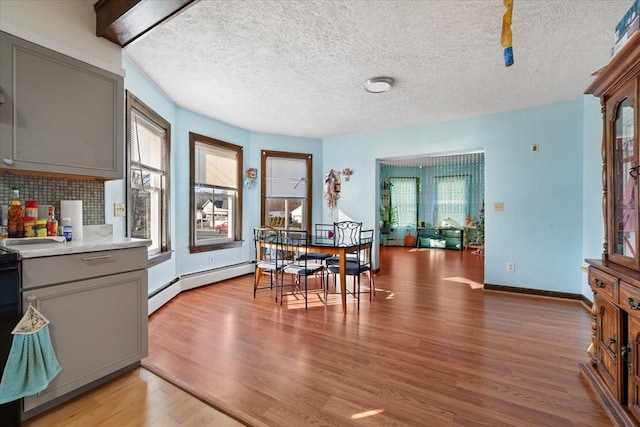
148 281 180 315
179 263 254 292
148 263 254 315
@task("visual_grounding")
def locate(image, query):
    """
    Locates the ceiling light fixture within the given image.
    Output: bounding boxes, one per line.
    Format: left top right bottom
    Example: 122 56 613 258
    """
364 77 394 93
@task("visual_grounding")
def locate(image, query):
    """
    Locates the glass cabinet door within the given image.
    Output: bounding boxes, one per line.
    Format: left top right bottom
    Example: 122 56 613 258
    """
609 91 638 268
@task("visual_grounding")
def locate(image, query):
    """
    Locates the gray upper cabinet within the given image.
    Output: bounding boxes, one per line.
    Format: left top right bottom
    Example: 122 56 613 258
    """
0 31 124 180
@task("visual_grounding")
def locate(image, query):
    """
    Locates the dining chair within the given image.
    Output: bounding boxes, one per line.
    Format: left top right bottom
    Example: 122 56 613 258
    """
324 220 362 269
297 223 334 262
333 221 362 247
253 227 287 300
280 230 326 309
327 229 375 310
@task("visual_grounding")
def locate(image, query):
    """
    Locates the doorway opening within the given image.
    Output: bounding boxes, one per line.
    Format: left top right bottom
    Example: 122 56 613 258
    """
377 151 485 266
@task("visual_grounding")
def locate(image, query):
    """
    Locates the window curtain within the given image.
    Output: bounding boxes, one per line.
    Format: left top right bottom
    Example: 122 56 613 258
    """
130 109 166 254
380 151 484 233
435 175 469 226
390 177 418 226
265 157 307 198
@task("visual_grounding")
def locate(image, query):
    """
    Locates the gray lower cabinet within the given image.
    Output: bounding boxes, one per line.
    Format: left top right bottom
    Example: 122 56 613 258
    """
0 31 124 180
20 248 148 417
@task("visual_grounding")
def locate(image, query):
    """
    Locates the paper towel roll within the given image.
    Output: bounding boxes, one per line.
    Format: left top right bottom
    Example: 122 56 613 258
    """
60 200 83 240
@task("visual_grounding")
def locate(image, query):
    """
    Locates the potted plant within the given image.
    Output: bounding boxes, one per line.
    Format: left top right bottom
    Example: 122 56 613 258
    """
404 227 416 246
379 205 396 234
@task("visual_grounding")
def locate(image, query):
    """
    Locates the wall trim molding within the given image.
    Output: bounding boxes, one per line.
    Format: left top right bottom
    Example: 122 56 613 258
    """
148 262 254 314
483 283 583 301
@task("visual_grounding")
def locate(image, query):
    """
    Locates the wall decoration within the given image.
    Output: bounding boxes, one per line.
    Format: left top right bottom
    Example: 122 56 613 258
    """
324 169 341 210
501 0 514 66
244 168 257 189
342 168 353 181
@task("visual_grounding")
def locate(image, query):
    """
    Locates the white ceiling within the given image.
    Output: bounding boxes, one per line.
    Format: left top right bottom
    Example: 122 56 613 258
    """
123 0 632 140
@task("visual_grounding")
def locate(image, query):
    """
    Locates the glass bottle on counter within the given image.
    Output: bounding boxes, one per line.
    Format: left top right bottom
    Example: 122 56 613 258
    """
7 186 24 238
46 205 58 237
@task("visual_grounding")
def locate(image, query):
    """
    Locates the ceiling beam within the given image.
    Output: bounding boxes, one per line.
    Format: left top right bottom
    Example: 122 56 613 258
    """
94 0 197 47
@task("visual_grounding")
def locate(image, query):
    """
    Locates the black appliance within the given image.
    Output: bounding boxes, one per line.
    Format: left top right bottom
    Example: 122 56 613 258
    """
0 246 21 426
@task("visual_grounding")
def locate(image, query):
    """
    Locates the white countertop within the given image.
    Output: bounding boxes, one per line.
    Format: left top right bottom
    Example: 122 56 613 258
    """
0 225 151 258
0 236 151 258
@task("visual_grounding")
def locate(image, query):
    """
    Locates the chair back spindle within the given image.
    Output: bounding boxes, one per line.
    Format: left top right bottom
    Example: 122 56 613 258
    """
333 221 362 247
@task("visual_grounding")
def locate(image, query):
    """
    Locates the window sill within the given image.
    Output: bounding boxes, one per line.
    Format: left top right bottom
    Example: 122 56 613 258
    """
189 240 243 253
147 251 172 268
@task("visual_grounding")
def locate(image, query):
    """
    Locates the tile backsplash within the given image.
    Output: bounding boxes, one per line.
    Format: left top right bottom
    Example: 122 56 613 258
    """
0 174 104 225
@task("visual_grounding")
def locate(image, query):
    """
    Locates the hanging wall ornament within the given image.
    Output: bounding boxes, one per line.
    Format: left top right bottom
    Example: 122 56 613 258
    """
325 169 341 210
501 0 514 67
244 168 257 189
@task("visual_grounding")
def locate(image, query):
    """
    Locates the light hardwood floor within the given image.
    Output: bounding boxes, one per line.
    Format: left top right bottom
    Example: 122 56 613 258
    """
22 247 610 426
22 367 244 427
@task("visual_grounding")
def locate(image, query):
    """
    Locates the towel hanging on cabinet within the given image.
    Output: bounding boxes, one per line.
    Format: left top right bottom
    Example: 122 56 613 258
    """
0 303 62 404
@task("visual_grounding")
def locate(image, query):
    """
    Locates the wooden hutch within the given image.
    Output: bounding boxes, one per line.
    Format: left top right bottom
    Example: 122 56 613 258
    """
581 31 640 426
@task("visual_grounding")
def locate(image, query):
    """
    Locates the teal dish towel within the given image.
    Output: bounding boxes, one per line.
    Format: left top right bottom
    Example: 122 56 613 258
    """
0 325 62 404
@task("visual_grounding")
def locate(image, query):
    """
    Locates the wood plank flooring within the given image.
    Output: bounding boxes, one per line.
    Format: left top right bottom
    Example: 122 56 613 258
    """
22 247 611 426
22 367 244 426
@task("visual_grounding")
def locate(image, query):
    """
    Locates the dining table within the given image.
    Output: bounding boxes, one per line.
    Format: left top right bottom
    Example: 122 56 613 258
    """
256 233 371 314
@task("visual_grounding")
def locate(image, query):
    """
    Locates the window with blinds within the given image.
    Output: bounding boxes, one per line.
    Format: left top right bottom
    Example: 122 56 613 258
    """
261 151 312 231
189 132 243 252
126 91 170 260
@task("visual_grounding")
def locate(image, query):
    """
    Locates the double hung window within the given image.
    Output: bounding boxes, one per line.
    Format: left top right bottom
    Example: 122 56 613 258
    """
189 133 243 252
126 91 170 264
261 151 312 231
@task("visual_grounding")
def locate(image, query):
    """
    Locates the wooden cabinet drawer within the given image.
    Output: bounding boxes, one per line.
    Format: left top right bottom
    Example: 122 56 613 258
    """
589 267 618 302
22 246 147 289
620 281 640 317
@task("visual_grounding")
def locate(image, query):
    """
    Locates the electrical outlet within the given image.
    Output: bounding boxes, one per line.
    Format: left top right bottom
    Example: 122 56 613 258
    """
209 255 215 264
493 202 504 211
114 203 126 217
506 262 515 272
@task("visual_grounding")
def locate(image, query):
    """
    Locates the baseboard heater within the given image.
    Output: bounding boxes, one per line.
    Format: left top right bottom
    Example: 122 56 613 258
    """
148 262 254 315
180 262 254 291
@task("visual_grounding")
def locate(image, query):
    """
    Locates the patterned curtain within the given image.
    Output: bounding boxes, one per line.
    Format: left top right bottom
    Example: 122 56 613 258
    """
435 175 469 226
390 177 417 226
380 152 484 242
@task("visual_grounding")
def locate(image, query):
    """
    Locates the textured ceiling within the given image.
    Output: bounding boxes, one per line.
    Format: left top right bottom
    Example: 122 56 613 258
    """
123 0 632 140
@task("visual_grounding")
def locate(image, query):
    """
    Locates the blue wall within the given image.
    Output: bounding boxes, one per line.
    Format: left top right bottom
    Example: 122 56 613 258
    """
114 57 323 294
121 55 603 298
324 100 589 294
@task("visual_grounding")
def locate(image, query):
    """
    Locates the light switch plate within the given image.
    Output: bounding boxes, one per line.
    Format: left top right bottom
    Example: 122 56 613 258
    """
114 203 126 217
493 202 504 211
